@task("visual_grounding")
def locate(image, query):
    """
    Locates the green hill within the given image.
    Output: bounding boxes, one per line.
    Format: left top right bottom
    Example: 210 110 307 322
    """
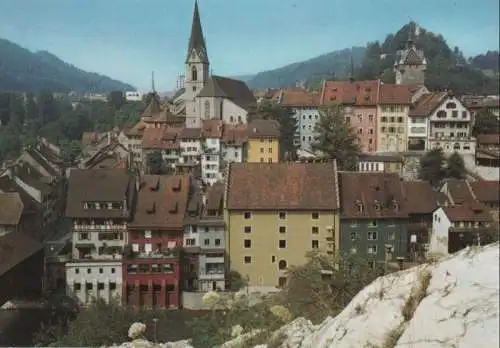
245 47 366 90
0 38 135 93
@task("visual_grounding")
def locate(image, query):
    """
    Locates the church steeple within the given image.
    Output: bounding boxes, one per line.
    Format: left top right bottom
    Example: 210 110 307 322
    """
406 22 415 49
186 0 208 64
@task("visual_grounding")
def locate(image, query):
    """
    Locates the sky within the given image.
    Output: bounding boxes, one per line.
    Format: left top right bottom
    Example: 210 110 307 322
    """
0 0 498 92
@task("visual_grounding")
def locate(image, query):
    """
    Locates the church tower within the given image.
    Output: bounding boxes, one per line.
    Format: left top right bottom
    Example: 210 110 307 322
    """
394 22 427 85
184 0 210 128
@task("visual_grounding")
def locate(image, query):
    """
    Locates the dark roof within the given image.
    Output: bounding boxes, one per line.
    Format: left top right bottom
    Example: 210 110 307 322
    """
477 134 500 146
359 153 403 163
227 162 339 210
378 84 412 105
247 119 280 138
185 183 224 225
0 176 40 214
129 174 191 229
0 193 24 226
25 147 60 177
141 94 162 118
186 0 208 63
442 179 476 205
14 165 53 193
222 124 248 145
172 88 186 101
442 205 492 222
403 181 438 214
470 181 500 204
0 232 43 277
338 172 407 219
404 48 425 65
179 127 202 140
197 76 256 111
65 169 135 218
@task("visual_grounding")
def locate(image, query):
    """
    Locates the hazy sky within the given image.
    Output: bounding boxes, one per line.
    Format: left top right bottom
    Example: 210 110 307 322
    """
1 0 498 91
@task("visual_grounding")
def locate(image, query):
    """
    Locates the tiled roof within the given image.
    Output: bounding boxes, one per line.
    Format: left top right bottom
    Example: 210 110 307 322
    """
185 183 224 225
320 80 379 106
247 119 280 138
25 147 60 177
0 192 24 226
141 94 162 118
443 179 476 205
179 127 202 140
141 128 180 150
279 90 320 107
338 172 407 219
202 120 223 138
222 124 248 145
408 92 447 117
470 181 500 204
403 181 438 214
404 48 425 65
477 134 500 146
378 84 412 105
0 232 43 277
65 169 135 218
197 76 256 111
125 121 146 137
0 176 40 214
442 205 492 222
129 174 191 229
227 162 339 210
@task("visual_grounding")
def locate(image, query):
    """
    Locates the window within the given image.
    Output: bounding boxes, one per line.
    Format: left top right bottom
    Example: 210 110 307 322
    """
244 212 252 219
312 240 319 249
98 283 105 290
279 226 286 234
368 220 377 227
86 283 93 291
163 264 174 273
268 148 272 153
191 66 197 81
260 147 264 153
204 239 210 246
244 226 251 233
111 268 115 273
215 238 221 246
244 256 252 264
186 238 196 246
368 231 378 240
388 231 395 240
278 211 287 220
368 245 378 254
204 100 210 119
74 283 81 291
312 212 319 220
268 158 273 163
312 226 319 234
350 232 358 241
278 277 287 287
278 260 287 270
368 260 376 269
244 239 252 248
75 268 79 274
279 240 286 248
87 268 91 274
99 268 103 274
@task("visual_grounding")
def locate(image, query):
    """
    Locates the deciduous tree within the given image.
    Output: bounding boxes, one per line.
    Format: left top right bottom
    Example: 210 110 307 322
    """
472 110 499 136
418 148 446 187
312 104 361 170
445 151 467 179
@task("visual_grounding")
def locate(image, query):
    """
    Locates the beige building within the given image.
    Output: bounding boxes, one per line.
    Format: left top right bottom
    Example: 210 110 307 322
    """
224 162 340 290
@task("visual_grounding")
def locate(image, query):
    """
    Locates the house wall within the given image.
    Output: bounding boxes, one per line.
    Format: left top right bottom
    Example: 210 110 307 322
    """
377 104 409 152
339 219 408 264
226 210 339 289
247 138 279 163
185 51 209 128
429 208 451 256
221 144 244 163
407 115 428 151
349 106 377 152
179 139 202 165
292 107 320 151
65 261 122 304
201 138 222 185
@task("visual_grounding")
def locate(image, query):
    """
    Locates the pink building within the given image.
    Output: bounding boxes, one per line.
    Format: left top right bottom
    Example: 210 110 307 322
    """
320 80 381 152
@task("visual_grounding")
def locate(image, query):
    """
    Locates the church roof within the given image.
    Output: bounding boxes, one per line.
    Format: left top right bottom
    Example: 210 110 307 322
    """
197 75 256 111
186 1 208 64
141 93 162 118
404 48 425 65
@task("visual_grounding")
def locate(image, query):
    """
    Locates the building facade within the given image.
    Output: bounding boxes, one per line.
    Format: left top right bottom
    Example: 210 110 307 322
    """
246 119 280 163
225 162 340 290
65 169 135 304
394 24 427 86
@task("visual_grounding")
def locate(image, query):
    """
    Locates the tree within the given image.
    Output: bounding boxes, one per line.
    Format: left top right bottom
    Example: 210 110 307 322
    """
147 150 167 175
418 148 446 187
312 104 361 170
283 251 382 324
445 152 467 179
60 140 82 164
472 110 499 136
257 100 298 160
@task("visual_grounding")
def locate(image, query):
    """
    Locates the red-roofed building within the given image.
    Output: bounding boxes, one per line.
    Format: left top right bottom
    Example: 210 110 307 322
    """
475 134 500 167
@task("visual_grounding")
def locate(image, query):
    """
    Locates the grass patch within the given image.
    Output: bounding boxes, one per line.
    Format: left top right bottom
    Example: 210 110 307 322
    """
402 268 432 322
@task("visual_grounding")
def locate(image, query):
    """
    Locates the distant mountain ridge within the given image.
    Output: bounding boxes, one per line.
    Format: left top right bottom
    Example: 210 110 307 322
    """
0 38 135 93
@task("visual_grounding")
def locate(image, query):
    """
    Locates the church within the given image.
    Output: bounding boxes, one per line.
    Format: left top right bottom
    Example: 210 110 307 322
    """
172 1 257 128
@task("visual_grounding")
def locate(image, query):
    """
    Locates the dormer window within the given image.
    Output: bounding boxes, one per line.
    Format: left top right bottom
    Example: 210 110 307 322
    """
392 200 400 211
374 200 381 211
355 200 364 213
83 202 89 209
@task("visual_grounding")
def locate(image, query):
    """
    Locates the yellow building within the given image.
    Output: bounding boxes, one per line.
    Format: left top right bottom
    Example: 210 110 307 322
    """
377 84 412 152
224 162 340 289
246 119 280 163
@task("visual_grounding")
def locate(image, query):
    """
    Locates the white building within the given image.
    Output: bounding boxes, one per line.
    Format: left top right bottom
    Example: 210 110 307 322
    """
64 169 134 304
125 91 144 102
277 89 320 151
179 128 202 166
221 125 247 164
201 120 223 185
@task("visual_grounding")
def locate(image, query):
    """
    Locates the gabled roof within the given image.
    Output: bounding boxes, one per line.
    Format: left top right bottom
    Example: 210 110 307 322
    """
179 127 202 140
403 181 439 214
227 162 339 211
408 92 447 117
130 174 191 229
222 124 248 145
404 48 425 65
197 76 256 111
470 181 500 204
141 93 162 118
278 89 320 107
0 192 24 226
141 128 181 150
477 134 500 146
202 120 223 138
24 147 60 177
0 176 39 214
247 119 280 138
442 205 492 222
378 84 412 105
338 172 407 219
0 232 43 277
320 80 379 106
186 0 208 64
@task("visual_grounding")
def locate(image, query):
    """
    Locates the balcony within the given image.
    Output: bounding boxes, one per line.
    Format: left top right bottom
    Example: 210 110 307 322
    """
199 272 225 280
125 249 180 260
73 224 127 231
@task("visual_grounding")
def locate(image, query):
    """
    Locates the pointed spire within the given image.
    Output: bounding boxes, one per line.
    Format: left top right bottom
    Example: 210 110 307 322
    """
186 0 209 63
151 71 156 92
141 92 161 118
406 21 415 49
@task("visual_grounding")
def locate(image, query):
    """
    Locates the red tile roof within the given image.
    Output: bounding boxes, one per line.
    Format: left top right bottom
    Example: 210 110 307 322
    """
226 162 339 210
408 92 447 117
247 119 280 138
403 181 439 214
279 90 320 107
202 120 223 138
378 84 412 105
470 181 500 204
141 128 180 150
222 124 248 145
477 134 500 146
179 128 202 140
442 205 492 222
320 80 380 106
443 179 476 205
338 172 408 219
129 174 191 229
